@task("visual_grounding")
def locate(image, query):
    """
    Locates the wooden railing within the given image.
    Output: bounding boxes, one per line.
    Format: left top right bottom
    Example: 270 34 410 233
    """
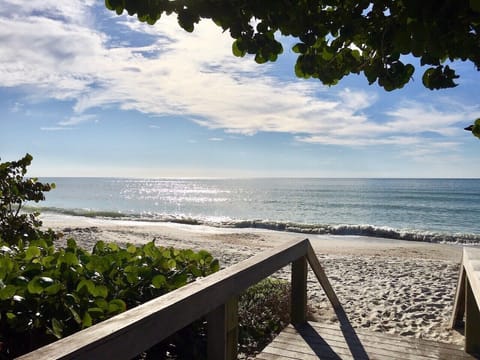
17 238 341 360
451 246 480 355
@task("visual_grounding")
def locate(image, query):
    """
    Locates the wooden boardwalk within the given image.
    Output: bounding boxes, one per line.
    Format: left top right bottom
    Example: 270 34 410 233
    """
257 321 477 360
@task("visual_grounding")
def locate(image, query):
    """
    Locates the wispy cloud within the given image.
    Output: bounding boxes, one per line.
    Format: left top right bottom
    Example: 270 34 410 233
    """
0 1 477 159
296 98 477 157
59 114 97 126
9 102 23 113
40 127 74 131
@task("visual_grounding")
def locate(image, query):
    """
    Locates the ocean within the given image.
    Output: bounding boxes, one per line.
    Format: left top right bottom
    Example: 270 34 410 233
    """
33 178 480 244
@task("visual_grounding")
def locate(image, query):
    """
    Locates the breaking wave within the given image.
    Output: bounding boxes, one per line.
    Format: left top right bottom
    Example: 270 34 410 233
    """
34 207 480 245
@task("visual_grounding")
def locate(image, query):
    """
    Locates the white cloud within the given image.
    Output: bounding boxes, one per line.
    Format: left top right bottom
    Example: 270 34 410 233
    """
59 114 97 126
40 127 74 131
383 100 475 137
0 1 476 160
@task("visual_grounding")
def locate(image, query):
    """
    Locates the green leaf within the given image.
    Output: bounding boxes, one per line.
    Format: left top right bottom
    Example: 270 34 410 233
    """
25 246 41 260
62 252 79 266
76 279 96 295
87 307 104 317
68 306 82 324
82 312 93 328
51 318 63 339
95 298 109 311
144 241 159 258
126 244 137 254
152 274 166 288
27 276 54 294
67 238 77 249
93 241 105 254
292 43 306 54
107 242 119 252
93 285 108 298
108 299 127 314
232 40 246 57
472 118 480 139
0 285 16 300
44 283 62 295
254 53 267 64
0 257 14 279
64 292 80 306
210 259 220 273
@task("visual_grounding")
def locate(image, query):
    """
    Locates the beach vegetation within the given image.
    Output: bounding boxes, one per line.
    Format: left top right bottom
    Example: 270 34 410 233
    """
238 278 291 357
105 0 480 92
0 154 56 246
105 0 480 137
0 237 219 357
467 118 480 139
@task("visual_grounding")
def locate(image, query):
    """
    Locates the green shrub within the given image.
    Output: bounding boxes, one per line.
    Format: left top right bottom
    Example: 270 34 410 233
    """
0 238 219 358
0 154 56 245
238 278 291 357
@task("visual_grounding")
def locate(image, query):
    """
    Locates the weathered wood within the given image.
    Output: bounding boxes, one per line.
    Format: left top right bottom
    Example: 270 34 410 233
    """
257 321 477 360
280 324 467 359
450 247 480 355
291 256 307 325
306 322 469 352
465 279 480 355
450 267 466 328
207 297 238 360
463 248 480 308
306 243 341 310
17 238 309 360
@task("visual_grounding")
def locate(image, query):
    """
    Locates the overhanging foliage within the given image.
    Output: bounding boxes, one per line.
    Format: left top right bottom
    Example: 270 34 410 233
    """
105 0 480 91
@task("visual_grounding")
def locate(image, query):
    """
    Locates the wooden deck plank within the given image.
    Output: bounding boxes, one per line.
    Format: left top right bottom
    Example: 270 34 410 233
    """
277 327 460 360
307 322 468 352
256 321 477 360
275 331 423 359
273 327 427 360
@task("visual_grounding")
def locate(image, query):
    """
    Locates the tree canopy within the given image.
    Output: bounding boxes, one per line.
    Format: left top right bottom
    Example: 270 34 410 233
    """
105 0 480 92
105 0 480 137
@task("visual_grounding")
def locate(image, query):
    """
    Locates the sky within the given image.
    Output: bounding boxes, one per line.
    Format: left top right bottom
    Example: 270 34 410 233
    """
1 1 479 178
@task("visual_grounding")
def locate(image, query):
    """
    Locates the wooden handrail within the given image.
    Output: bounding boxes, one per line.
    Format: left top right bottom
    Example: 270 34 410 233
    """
450 247 480 355
17 238 340 360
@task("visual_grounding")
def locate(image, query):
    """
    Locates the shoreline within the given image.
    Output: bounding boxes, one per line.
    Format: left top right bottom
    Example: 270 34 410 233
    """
34 208 480 245
41 214 467 347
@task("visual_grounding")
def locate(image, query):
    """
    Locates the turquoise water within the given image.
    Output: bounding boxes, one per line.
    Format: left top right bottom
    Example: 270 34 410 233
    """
35 178 480 244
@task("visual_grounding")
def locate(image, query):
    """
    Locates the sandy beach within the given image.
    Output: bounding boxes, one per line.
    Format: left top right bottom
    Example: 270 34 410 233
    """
41 214 467 348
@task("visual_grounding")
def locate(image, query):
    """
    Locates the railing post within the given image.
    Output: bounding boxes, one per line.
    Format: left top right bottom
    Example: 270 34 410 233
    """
465 278 480 355
291 256 308 324
207 297 238 360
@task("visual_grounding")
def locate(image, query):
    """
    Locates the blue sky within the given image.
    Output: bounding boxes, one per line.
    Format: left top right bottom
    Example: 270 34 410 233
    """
1 1 479 178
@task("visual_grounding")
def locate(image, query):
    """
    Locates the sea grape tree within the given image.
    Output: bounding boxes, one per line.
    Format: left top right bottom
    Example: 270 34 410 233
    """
105 0 480 136
105 0 480 91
